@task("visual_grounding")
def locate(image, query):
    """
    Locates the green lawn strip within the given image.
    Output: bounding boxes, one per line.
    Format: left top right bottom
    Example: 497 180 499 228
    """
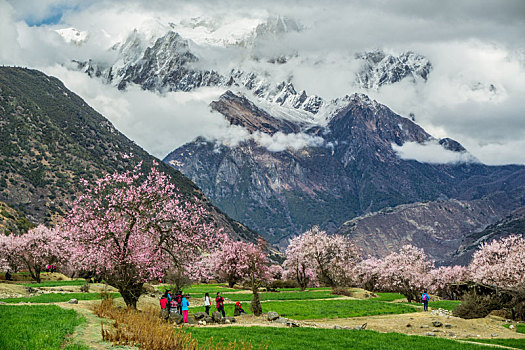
23 279 88 288
190 299 417 320
187 326 490 350
276 287 332 291
464 338 525 350
503 324 525 334
0 304 85 350
0 292 120 303
374 292 406 302
188 291 338 302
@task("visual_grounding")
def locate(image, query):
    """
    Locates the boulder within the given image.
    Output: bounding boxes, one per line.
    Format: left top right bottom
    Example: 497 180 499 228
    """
444 324 452 329
267 311 280 321
224 317 236 323
432 321 443 327
67 299 78 304
212 311 223 323
333 325 342 330
202 315 214 323
188 316 197 325
171 313 183 325
194 312 208 320
274 317 288 324
424 332 436 337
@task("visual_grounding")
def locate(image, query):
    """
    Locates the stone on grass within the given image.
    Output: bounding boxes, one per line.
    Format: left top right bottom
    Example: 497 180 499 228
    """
444 324 452 329
491 334 499 337
212 311 223 323
424 332 436 337
67 299 78 304
171 313 183 325
267 311 279 321
432 321 443 327
224 317 236 323
193 312 208 320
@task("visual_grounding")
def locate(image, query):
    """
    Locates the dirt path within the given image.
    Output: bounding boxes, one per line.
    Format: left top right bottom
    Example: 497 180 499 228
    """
58 301 137 350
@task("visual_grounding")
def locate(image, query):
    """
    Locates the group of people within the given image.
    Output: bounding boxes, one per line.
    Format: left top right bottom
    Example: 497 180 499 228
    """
44 264 57 272
160 290 246 322
160 290 190 323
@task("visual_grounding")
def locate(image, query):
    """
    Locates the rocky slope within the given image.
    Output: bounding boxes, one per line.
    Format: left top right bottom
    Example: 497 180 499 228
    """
164 91 525 248
0 201 34 236
0 67 256 241
451 206 525 265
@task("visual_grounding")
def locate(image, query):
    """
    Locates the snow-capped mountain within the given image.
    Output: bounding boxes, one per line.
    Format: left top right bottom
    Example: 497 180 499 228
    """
55 28 89 46
355 50 432 89
71 18 433 119
163 89 525 258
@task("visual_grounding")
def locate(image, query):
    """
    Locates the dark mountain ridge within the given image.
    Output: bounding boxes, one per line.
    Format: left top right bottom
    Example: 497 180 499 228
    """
0 67 255 241
165 91 525 254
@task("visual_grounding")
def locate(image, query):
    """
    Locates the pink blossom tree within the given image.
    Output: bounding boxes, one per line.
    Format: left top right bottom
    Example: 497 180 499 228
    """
282 234 317 290
469 235 525 289
208 240 253 288
241 239 271 316
378 245 434 302
427 265 470 299
0 225 64 283
268 264 284 281
283 226 360 288
61 162 216 308
355 257 383 292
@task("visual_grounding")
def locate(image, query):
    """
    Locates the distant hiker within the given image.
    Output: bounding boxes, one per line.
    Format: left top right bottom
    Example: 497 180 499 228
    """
216 292 225 317
421 290 430 311
234 301 246 316
159 295 169 320
176 291 183 314
181 295 190 323
204 292 211 315
46 264 50 272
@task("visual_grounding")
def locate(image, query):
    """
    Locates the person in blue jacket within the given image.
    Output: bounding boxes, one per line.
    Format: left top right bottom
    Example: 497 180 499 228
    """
181 295 190 323
421 290 430 311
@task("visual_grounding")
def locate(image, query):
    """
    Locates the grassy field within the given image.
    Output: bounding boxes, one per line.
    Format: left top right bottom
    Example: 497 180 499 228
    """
190 299 417 319
187 326 491 350
187 291 338 302
374 292 406 301
0 305 87 350
0 292 120 303
23 279 88 288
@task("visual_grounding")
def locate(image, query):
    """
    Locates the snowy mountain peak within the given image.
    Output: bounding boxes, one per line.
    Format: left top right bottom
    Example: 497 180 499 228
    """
55 28 88 46
355 50 432 89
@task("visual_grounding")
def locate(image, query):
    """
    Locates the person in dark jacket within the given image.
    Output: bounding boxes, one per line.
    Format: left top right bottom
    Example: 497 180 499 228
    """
216 292 225 317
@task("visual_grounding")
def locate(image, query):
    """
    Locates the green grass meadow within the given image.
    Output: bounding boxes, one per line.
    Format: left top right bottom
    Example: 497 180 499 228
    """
0 292 120 303
23 279 88 288
187 326 493 350
0 305 86 350
190 298 417 320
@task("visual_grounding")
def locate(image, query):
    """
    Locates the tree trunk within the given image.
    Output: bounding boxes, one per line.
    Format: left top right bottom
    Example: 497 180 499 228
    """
228 280 235 288
119 282 143 309
251 287 262 316
25 261 41 283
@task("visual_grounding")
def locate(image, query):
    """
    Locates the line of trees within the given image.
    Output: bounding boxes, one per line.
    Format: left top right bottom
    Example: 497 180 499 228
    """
1 162 524 313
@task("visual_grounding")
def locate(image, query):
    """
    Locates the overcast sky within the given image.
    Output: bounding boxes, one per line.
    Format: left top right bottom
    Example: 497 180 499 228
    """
1 0 524 165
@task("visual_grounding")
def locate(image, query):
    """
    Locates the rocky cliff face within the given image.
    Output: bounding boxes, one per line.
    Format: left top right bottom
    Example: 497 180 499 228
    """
164 91 525 250
336 190 525 265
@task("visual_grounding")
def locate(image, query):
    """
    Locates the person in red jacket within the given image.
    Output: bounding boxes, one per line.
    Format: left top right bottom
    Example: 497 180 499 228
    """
159 295 169 320
216 292 225 317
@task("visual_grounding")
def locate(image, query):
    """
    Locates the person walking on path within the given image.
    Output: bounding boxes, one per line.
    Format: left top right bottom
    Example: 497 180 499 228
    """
204 292 211 315
421 290 430 311
181 295 190 323
216 292 225 317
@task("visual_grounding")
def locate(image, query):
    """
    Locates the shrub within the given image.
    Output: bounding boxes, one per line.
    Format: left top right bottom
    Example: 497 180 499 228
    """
453 291 501 319
331 287 353 297
269 279 299 289
80 283 90 293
